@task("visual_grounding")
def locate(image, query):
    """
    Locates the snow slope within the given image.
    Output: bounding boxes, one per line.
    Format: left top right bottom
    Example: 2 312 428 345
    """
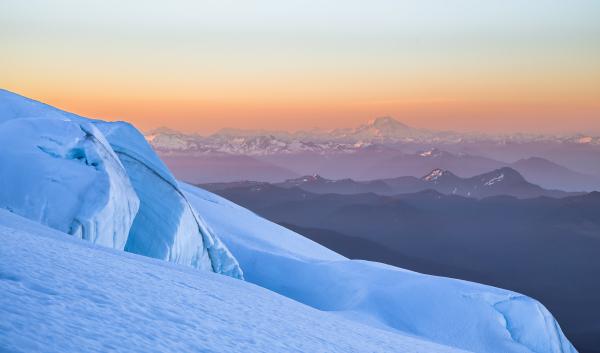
182 183 577 353
0 89 241 278
0 209 464 353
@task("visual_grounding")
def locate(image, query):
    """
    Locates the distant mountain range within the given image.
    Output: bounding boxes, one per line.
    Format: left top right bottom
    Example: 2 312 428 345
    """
146 117 600 190
203 182 600 352
202 167 579 199
147 117 600 154
162 145 600 191
414 167 577 199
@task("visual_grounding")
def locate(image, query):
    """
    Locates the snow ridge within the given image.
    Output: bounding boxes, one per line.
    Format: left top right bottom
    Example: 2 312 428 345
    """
96 121 243 278
0 90 242 278
423 168 445 182
0 117 139 249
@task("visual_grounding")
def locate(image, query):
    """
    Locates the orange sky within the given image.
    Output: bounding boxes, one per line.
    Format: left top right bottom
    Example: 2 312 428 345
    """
9 92 599 135
1 0 599 134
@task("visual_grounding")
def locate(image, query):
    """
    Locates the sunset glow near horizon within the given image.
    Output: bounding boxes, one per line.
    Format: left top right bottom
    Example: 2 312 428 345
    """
1 0 599 135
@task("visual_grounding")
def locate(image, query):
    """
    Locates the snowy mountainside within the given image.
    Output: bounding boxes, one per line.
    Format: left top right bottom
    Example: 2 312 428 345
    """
182 183 577 353
95 121 241 277
216 168 577 199
329 116 436 142
0 89 241 278
418 167 574 199
148 128 371 156
0 209 464 353
0 117 139 249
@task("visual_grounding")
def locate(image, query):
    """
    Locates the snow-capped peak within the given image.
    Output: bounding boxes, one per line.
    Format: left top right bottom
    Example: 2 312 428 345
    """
423 168 446 181
367 116 411 130
285 174 326 185
419 148 445 157
484 173 505 186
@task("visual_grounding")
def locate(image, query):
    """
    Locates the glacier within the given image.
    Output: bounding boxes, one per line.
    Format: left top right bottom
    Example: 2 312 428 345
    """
95 121 242 277
0 89 241 278
0 209 465 353
182 183 577 353
0 117 139 249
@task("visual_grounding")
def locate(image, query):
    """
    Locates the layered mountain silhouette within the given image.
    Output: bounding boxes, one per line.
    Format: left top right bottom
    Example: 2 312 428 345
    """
146 117 600 190
512 157 600 192
163 142 600 191
276 174 394 195
160 154 299 183
203 167 579 199
268 152 600 192
415 167 576 198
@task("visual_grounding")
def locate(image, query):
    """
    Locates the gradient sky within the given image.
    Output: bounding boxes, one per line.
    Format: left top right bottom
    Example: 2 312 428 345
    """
1 0 599 134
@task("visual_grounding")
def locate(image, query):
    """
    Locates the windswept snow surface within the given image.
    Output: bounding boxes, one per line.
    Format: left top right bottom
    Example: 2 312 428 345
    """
182 183 577 353
0 89 241 278
0 209 465 353
0 117 139 249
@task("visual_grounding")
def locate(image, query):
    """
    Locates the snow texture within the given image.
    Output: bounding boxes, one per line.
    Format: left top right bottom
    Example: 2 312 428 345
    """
0 209 465 353
423 168 445 182
484 173 505 186
0 117 139 249
95 121 243 278
0 89 241 278
0 89 83 124
182 183 577 353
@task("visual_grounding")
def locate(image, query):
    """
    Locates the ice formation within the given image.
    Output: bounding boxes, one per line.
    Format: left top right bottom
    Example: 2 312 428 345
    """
95 121 242 278
0 89 241 278
0 117 139 249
